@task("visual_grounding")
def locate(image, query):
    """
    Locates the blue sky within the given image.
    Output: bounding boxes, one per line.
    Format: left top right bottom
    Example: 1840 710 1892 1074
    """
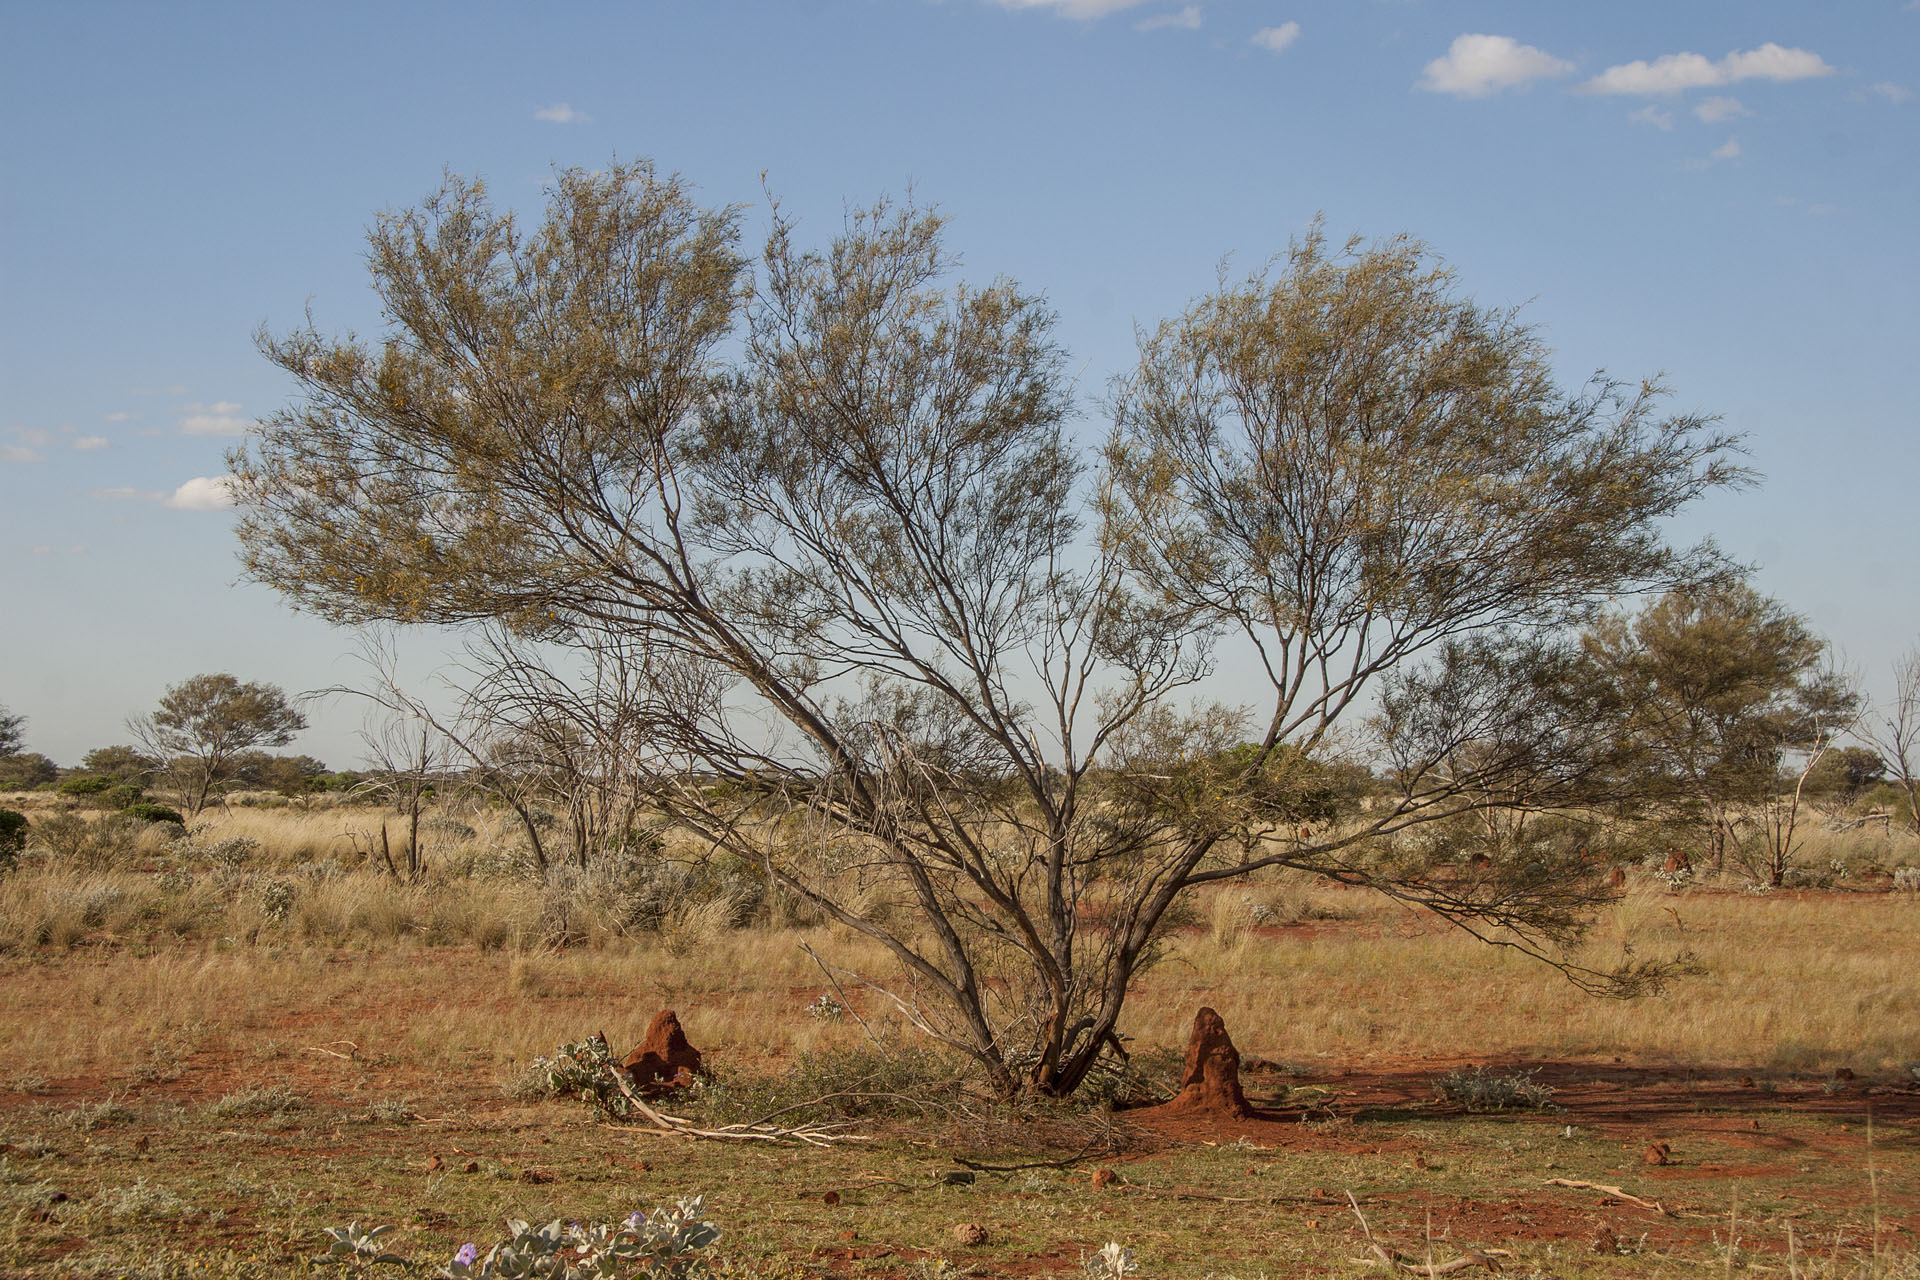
2 0 1915 768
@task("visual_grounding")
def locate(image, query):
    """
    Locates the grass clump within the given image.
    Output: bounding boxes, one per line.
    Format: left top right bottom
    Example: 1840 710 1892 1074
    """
207 1084 305 1118
1433 1065 1556 1112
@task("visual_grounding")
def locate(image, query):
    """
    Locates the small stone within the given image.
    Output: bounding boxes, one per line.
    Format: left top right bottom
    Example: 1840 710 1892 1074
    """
1643 1142 1671 1166
1091 1168 1116 1189
1739 1076 1755 1088
461 1160 480 1174
427 1155 443 1172
823 1190 841 1206
953 1223 988 1246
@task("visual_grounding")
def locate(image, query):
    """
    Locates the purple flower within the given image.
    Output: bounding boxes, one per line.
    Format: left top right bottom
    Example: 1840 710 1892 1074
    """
453 1242 478 1267
625 1210 647 1230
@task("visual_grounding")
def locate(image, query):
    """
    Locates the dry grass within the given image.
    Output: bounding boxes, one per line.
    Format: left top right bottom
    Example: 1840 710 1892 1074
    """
2 801 1918 1091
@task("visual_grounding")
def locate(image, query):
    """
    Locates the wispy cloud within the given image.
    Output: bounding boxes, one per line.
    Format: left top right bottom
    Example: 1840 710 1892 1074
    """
992 0 1146 18
102 411 134 422
1135 5 1200 31
1711 136 1743 161
72 435 109 452
533 102 590 124
1629 104 1675 131
1417 34 1573 98
1582 43 1832 95
1693 95 1751 123
1857 81 1914 104
164 476 236 511
1251 22 1299 54
179 400 251 436
3 429 47 462
90 486 162 502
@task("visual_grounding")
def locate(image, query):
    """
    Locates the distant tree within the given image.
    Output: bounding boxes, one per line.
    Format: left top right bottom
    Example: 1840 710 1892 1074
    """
81 745 160 784
1802 746 1886 805
1862 643 1920 835
130 675 308 816
0 703 23 758
1585 583 1859 884
0 753 58 791
232 752 332 796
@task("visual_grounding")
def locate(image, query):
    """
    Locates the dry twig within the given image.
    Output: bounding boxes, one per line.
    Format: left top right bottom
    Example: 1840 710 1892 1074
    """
1543 1177 1670 1215
602 1067 871 1147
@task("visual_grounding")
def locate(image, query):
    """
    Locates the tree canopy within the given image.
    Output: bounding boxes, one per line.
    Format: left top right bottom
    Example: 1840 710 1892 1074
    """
232 164 1744 1096
130 674 308 816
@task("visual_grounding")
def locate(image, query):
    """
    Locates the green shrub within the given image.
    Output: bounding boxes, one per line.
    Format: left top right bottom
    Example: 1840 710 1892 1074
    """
57 774 114 797
100 784 145 810
0 809 26 865
124 802 185 827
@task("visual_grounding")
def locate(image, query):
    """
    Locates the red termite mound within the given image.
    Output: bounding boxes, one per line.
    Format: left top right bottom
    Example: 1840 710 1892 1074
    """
1162 1006 1253 1118
623 1009 704 1095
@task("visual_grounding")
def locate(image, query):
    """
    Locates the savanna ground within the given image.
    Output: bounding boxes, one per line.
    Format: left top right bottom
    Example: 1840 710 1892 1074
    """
2 794 1918 1278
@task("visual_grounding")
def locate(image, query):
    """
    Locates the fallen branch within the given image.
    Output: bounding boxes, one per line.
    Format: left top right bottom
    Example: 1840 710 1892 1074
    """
1543 1177 1669 1215
603 1067 870 1147
303 1041 360 1060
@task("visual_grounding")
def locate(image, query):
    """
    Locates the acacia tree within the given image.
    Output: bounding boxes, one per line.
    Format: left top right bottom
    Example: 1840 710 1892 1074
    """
232 166 1742 1097
130 674 308 816
1583 583 1859 882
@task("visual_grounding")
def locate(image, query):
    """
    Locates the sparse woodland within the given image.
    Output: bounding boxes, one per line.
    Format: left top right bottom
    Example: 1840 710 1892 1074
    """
3 165 1919 1277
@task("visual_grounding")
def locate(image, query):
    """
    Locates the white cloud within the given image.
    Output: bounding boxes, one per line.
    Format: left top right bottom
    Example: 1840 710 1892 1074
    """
1417 34 1573 98
90 486 157 502
1 444 41 463
29 545 53 556
13 428 50 448
1711 136 1742 160
992 0 1146 17
1135 5 1200 31
533 102 590 124
102 411 134 422
1693 95 1751 123
72 435 109 451
1582 43 1833 95
1862 81 1914 104
180 400 251 436
1629 104 1675 130
163 476 237 511
1251 22 1299 54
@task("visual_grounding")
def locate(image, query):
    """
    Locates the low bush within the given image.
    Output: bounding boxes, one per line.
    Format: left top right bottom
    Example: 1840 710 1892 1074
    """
56 774 113 798
124 801 184 827
0 809 26 865
1433 1065 1556 1112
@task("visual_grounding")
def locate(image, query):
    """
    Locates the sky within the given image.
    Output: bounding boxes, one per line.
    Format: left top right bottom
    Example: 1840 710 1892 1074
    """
1 0 1916 769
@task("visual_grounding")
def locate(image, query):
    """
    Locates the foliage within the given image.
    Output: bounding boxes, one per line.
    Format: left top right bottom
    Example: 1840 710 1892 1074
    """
125 801 186 827
0 703 22 758
0 751 58 790
57 774 115 798
130 673 308 816
81 745 159 783
0 808 26 865
1433 1065 1556 1112
435 1199 722 1279
24 812 152 869
321 1221 405 1267
526 1036 635 1119
232 165 1740 1098
1585 582 1860 883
